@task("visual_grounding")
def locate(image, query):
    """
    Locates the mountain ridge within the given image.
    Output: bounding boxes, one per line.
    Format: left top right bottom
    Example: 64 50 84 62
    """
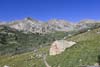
0 17 100 33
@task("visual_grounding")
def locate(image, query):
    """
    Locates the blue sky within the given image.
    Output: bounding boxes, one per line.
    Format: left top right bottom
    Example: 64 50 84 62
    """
0 0 100 22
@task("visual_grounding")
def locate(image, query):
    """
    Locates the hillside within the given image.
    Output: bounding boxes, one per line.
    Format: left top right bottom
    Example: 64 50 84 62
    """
0 27 100 67
0 25 67 56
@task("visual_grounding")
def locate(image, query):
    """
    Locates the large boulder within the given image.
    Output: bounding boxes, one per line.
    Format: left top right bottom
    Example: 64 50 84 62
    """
49 40 76 55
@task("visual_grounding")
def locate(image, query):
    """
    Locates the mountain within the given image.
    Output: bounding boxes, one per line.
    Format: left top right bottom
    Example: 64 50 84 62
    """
72 20 100 34
77 20 100 28
0 18 100 34
7 17 44 33
0 17 75 33
48 19 74 31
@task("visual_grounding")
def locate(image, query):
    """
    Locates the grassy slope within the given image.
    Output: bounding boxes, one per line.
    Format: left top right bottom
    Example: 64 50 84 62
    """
0 25 67 55
47 28 100 67
0 46 49 67
0 28 100 67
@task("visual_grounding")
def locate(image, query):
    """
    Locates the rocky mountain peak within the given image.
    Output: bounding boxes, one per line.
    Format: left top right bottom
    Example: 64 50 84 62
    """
48 19 71 27
24 17 33 21
23 17 39 24
79 19 97 24
1 18 100 34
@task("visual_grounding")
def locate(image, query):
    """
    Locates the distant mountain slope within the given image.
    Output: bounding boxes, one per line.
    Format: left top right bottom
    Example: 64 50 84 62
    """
48 19 74 31
0 25 67 55
0 27 100 67
0 18 99 34
6 17 74 33
77 20 100 30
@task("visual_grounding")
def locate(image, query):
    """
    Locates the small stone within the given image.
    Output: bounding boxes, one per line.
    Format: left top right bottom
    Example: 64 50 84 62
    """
4 65 9 67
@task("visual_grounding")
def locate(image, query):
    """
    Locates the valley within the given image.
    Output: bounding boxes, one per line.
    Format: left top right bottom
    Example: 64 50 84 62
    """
0 18 100 67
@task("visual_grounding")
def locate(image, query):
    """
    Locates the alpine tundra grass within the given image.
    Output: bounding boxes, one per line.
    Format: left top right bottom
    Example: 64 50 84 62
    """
0 28 100 67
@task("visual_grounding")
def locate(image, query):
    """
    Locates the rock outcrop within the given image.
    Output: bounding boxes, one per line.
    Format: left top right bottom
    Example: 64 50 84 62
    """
49 40 76 55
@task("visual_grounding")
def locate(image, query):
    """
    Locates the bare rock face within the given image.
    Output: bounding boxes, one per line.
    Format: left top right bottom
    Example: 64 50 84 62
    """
48 19 74 31
49 40 76 55
0 18 100 34
6 18 74 33
8 17 45 33
77 20 100 29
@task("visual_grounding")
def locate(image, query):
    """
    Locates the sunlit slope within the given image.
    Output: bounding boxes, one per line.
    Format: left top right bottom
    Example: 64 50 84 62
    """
0 46 49 67
0 28 100 67
47 28 100 67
